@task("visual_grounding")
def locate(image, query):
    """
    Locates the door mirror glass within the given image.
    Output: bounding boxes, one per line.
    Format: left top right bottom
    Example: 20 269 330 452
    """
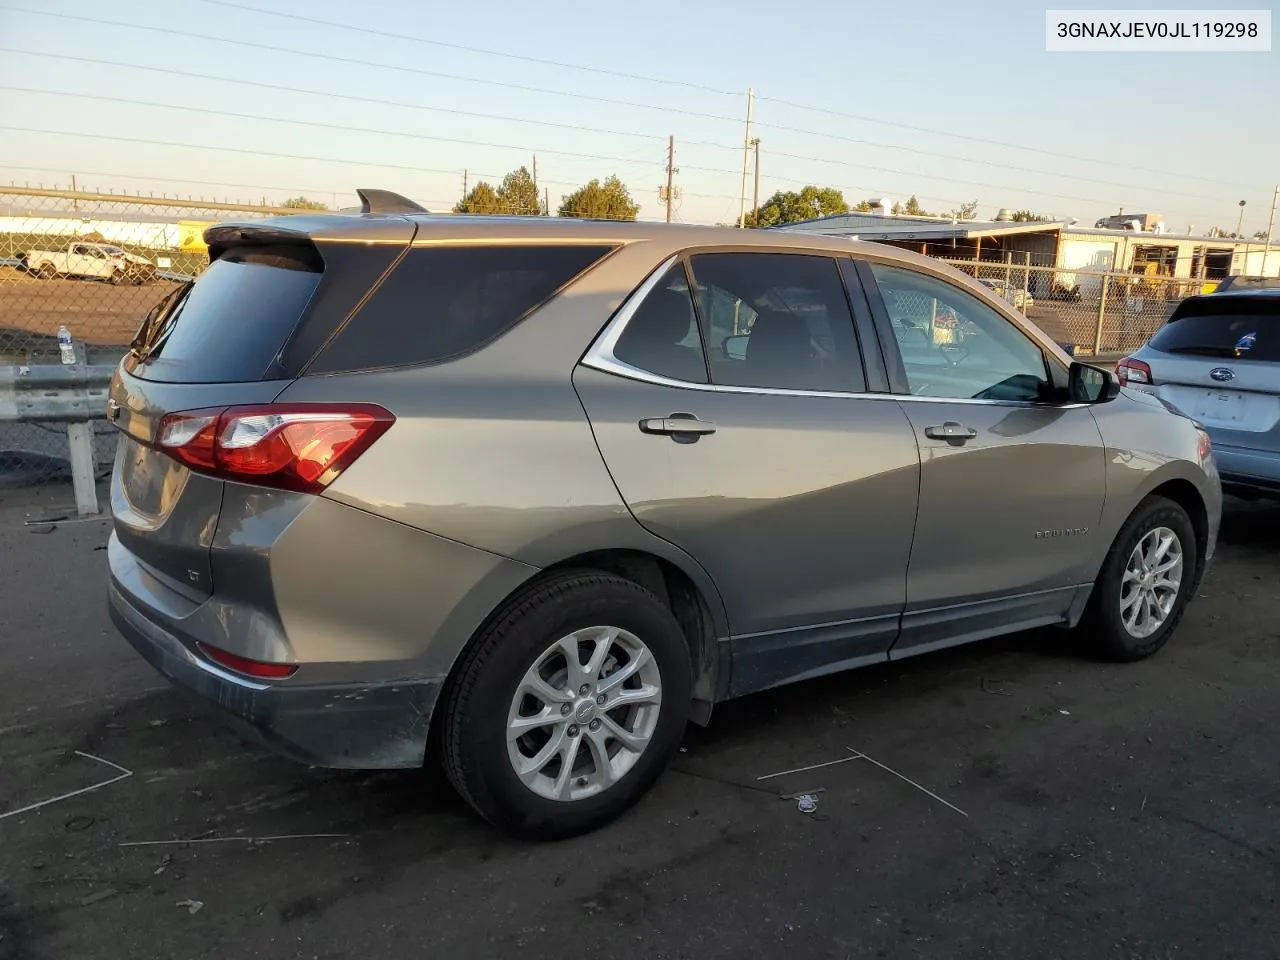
722 334 749 361
1069 362 1119 403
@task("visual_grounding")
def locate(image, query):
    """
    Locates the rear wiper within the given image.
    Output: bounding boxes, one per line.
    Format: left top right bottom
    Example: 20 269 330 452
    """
1164 345 1238 358
130 282 191 360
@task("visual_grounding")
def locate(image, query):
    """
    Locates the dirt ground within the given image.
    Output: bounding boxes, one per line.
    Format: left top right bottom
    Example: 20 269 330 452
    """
0 483 1277 960
0 270 178 354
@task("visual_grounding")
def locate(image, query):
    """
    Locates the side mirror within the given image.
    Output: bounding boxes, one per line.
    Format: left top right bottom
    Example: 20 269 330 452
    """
1069 361 1121 404
723 334 749 361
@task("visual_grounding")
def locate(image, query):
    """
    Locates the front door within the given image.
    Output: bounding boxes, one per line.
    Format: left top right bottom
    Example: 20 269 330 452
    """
859 260 1107 657
574 250 920 695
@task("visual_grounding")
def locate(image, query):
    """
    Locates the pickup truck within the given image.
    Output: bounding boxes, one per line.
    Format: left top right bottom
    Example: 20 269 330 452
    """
21 241 157 284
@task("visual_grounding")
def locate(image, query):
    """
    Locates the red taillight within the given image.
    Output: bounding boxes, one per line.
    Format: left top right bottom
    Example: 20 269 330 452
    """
156 403 393 494
197 642 298 680
1115 357 1154 387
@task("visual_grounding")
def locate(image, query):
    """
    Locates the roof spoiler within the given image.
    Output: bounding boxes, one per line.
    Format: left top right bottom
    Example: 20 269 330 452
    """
356 188 429 215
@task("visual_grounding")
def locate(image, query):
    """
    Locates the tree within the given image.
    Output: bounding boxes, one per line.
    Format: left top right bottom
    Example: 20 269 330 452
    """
281 196 328 210
1011 209 1049 222
454 181 504 214
557 176 640 221
1255 230 1271 241
752 186 849 227
498 166 543 216
454 166 546 215
948 199 980 220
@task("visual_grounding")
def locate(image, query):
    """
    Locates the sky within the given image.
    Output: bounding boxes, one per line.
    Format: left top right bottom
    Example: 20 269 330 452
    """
0 0 1277 231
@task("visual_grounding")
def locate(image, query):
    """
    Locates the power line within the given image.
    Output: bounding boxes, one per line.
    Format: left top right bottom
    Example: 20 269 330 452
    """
192 0 741 97
195 0 1255 193
9 50 1241 213
0 49 739 152
755 96 1256 190
2 87 676 171
2 6 1260 200
0 127 701 197
0 8 744 126
760 133 1233 204
0 164 347 200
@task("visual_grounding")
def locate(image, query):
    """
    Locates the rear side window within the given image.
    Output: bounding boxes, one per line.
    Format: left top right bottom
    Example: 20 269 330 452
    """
309 244 615 373
613 262 709 383
130 245 322 383
1150 298 1280 362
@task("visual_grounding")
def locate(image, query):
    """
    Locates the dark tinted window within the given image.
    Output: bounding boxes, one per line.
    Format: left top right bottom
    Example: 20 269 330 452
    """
612 263 708 383
311 244 615 373
1150 297 1280 362
689 253 865 393
130 245 322 383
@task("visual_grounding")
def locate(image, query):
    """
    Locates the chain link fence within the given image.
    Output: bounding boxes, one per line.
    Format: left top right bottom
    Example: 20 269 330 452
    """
0 187 301 491
938 257 1206 357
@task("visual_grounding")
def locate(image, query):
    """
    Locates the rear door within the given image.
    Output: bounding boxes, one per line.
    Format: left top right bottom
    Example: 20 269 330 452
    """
109 224 413 600
1139 296 1280 463
575 250 920 696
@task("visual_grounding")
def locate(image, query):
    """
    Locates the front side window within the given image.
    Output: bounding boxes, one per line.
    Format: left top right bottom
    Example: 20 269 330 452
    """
688 252 865 393
869 263 1049 402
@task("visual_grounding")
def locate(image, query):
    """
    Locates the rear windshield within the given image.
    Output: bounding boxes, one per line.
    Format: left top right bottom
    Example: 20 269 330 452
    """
1150 297 1280 362
129 245 322 383
308 244 615 374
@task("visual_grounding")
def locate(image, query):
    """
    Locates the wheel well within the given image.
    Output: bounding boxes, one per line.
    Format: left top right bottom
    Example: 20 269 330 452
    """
541 550 719 725
1149 479 1209 575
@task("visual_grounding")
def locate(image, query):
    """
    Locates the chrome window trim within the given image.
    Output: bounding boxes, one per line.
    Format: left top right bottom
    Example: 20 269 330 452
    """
580 253 1089 410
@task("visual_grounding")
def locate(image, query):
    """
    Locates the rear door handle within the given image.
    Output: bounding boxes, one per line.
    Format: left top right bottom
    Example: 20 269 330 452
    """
638 413 717 442
924 421 977 441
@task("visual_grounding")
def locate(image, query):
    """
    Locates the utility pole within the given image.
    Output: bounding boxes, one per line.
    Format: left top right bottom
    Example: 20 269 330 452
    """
737 88 754 228
544 187 550 216
532 155 538 187
750 138 761 226
1263 186 1279 277
665 135 678 223
71 173 78 214
462 169 468 199
1238 200 1248 274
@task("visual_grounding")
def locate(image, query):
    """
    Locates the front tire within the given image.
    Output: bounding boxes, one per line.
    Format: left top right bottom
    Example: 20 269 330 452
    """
441 571 692 840
1079 495 1197 662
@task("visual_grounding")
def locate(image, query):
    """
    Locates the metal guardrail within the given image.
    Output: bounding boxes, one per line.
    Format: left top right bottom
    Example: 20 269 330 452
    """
0 361 114 514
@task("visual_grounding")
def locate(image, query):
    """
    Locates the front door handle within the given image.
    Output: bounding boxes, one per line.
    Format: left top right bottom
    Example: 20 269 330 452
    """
924 421 977 441
638 413 717 442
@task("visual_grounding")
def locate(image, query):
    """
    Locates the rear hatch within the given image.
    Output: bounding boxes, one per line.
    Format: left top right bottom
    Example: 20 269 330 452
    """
109 217 415 600
1137 294 1280 450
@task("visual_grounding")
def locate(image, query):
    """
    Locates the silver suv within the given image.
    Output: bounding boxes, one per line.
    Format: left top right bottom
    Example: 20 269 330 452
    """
1118 289 1280 500
107 191 1221 838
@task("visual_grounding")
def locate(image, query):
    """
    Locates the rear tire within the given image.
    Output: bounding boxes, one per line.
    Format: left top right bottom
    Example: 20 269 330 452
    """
1077 495 1197 663
441 571 692 840
36 264 56 280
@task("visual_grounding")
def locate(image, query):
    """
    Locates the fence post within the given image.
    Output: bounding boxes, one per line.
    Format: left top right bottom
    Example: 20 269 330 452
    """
66 422 99 515
1093 273 1110 355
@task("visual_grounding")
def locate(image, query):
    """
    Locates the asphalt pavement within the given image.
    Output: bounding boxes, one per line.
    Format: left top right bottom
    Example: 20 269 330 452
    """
1 483 1277 960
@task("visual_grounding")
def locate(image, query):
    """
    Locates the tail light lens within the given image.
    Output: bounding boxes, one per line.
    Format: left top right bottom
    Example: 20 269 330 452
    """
156 403 394 494
1115 357 1154 386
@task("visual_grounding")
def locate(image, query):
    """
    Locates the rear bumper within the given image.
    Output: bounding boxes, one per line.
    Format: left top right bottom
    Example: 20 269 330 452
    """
1211 441 1280 498
108 577 441 770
